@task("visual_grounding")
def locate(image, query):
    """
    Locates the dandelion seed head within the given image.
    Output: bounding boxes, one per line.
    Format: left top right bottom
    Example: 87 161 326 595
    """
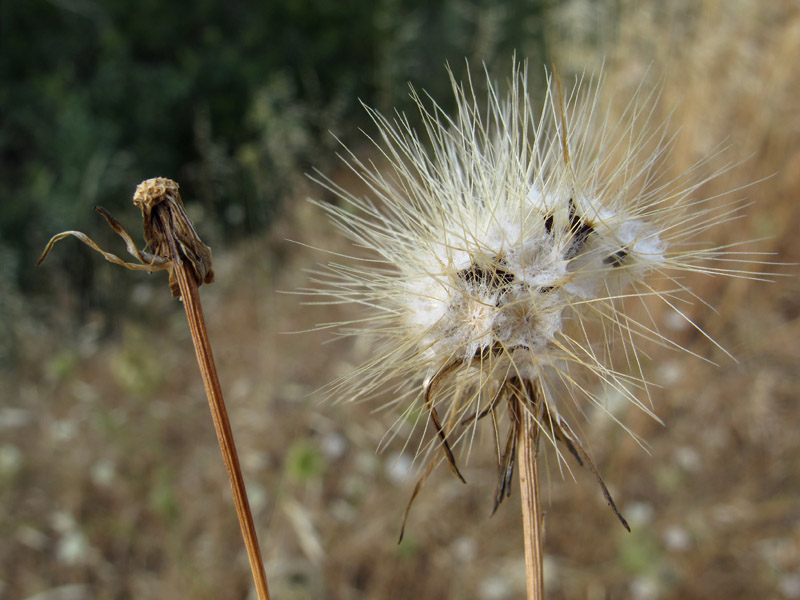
306 60 758 474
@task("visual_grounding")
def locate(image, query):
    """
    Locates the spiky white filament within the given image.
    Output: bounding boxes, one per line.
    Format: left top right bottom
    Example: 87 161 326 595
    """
304 61 757 468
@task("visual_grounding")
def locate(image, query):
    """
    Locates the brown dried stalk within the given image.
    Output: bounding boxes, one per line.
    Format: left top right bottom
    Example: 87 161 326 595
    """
514 382 544 600
404 364 630 598
39 178 271 600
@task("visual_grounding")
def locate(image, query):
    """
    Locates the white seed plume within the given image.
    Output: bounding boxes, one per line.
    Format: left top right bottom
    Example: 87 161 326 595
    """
304 62 757 514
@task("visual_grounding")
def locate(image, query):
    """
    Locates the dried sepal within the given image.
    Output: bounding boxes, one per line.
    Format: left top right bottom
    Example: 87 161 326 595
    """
37 205 171 273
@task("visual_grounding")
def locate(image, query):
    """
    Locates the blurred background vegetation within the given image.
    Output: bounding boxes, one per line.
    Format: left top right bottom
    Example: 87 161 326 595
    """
0 1 552 292
2 0 798 599
0 0 570 367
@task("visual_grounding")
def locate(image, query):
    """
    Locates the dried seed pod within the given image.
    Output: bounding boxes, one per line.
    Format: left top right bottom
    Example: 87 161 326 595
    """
133 177 214 298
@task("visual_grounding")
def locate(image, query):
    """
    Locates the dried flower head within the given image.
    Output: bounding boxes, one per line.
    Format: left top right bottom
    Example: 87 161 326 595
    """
304 61 757 529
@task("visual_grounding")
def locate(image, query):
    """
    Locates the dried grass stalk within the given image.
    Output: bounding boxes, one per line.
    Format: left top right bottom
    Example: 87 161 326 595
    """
515 386 544 599
39 178 271 600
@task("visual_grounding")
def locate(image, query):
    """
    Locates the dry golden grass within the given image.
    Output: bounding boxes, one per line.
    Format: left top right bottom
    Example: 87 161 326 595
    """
3 1 798 599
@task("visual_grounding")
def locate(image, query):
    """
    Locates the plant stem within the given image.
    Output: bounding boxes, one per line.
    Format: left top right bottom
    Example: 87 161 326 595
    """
518 388 544 600
38 179 272 599
159 211 271 600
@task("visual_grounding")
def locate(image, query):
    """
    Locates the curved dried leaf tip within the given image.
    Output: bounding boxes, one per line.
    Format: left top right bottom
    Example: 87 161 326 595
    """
38 177 214 300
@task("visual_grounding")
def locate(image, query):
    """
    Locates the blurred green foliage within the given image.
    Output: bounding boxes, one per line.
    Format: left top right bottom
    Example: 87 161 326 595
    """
286 440 325 483
0 0 553 311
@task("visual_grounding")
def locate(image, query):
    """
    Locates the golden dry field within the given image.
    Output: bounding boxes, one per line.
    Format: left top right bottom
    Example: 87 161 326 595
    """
2 1 798 599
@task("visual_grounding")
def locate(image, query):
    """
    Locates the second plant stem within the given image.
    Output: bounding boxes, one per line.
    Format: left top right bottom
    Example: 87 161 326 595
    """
518 390 544 599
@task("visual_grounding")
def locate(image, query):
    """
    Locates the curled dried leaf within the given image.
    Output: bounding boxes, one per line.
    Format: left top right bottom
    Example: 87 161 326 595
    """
37 178 214 300
37 207 170 273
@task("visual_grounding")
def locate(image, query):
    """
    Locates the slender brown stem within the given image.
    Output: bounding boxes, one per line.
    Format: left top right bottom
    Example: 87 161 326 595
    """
168 232 271 600
517 387 544 600
38 179 272 599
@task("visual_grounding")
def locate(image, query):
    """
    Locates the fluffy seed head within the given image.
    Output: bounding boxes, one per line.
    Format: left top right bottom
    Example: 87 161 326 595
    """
305 61 755 472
